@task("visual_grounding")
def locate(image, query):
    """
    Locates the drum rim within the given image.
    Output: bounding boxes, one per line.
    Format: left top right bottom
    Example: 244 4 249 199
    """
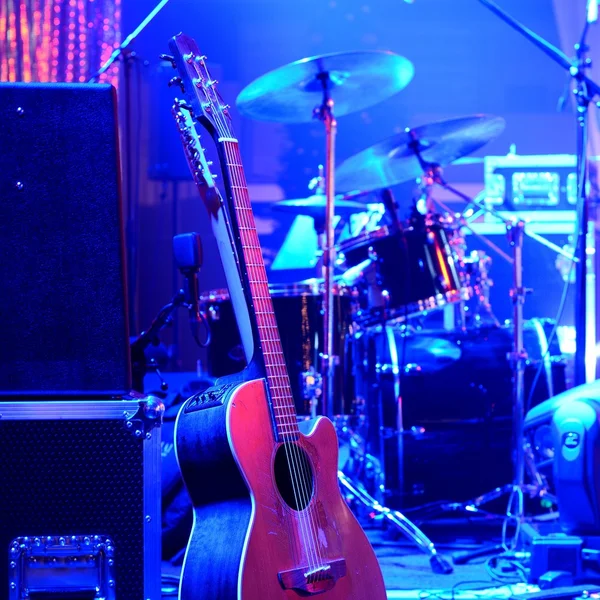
353 286 473 326
200 281 350 302
338 225 392 253
269 280 349 296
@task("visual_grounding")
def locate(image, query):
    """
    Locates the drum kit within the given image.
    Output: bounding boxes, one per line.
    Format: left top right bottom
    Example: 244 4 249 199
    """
198 50 567 569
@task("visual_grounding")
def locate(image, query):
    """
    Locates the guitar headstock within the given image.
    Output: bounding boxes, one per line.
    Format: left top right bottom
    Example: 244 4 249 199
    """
166 33 235 142
171 100 218 204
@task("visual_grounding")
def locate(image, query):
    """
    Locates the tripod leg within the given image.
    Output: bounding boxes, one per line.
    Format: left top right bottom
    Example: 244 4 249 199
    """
338 471 453 574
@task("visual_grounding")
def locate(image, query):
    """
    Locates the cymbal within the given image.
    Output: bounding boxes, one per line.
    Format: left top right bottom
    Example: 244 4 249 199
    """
335 115 506 193
273 194 367 218
237 51 414 123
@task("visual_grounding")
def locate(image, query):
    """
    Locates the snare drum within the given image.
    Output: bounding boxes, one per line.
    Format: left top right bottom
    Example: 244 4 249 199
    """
200 281 355 417
339 220 470 326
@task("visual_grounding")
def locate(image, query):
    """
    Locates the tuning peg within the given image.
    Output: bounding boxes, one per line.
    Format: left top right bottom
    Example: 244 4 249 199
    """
169 76 185 92
174 98 193 111
159 54 177 69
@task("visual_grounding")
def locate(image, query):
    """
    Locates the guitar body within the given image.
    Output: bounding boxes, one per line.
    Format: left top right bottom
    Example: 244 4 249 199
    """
176 378 387 600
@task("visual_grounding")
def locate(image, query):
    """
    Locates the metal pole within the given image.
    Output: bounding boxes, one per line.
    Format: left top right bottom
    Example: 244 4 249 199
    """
321 99 337 419
505 220 527 549
574 98 589 385
508 220 526 489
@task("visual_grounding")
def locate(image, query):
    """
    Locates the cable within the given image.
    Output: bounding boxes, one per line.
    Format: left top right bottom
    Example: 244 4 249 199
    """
525 183 581 412
451 580 507 600
485 555 528 584
191 310 212 348
414 580 526 600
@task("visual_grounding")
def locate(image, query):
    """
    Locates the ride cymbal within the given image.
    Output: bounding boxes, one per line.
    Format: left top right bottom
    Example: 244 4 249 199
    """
335 115 506 194
237 51 414 123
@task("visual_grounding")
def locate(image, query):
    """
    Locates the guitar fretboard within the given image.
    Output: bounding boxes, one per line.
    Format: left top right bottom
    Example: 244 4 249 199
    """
222 140 299 442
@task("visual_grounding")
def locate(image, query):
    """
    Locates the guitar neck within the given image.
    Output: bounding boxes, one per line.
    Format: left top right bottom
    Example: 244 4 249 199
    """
219 139 299 442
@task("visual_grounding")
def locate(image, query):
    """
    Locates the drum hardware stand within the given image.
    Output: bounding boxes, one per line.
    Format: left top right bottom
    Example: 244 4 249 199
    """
405 159 575 561
319 132 452 572
338 471 453 574
313 73 338 421
339 321 454 573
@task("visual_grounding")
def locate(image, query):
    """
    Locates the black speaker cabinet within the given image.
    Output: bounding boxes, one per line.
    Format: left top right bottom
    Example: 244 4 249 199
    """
0 397 163 600
0 83 131 396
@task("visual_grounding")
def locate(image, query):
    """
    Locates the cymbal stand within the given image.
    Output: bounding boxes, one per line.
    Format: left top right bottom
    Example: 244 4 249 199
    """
338 471 453 574
414 160 564 552
311 94 452 574
313 73 337 420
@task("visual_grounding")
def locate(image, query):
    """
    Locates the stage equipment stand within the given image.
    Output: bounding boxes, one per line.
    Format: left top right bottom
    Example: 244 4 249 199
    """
89 0 171 335
313 80 338 421
338 472 452 574
409 149 576 556
310 74 453 576
475 0 600 384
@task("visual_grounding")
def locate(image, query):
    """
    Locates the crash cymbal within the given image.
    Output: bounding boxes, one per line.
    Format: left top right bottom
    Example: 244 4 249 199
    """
335 115 505 194
237 51 414 123
274 194 366 218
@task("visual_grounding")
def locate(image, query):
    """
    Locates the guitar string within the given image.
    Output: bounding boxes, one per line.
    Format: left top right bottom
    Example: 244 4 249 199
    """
183 52 318 570
195 57 323 568
220 137 323 570
225 147 321 571
220 139 316 557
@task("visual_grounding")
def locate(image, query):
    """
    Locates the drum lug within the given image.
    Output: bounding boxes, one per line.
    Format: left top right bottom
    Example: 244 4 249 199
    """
302 366 323 403
208 304 220 321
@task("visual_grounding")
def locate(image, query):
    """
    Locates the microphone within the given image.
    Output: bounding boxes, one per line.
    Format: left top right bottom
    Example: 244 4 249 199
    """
589 0 598 23
172 233 207 347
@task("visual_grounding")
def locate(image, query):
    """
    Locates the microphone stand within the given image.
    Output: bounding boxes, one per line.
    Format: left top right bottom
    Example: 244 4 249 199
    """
475 0 600 385
88 0 171 336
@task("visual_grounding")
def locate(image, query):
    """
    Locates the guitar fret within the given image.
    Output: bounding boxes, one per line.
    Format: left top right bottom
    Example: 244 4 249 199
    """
220 142 300 440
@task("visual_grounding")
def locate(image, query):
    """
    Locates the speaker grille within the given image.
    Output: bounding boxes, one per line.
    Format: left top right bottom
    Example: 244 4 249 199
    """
0 418 145 598
0 83 130 396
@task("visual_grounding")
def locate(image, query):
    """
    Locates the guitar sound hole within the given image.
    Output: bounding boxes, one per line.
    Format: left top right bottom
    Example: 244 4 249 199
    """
274 443 315 511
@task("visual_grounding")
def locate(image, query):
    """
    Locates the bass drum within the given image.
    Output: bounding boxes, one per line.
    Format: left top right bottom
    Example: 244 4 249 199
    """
350 319 567 508
200 281 356 418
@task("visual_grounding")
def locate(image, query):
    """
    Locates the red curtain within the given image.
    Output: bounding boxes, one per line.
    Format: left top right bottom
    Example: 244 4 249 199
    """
0 0 121 84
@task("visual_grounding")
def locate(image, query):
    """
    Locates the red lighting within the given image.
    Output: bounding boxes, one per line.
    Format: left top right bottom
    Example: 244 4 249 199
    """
0 0 121 85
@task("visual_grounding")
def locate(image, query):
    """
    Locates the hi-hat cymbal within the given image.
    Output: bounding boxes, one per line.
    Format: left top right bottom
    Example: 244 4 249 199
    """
335 115 506 194
237 51 414 123
274 194 367 218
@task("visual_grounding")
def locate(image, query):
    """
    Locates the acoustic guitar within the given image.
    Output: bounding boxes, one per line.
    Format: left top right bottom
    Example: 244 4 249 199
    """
168 32 387 600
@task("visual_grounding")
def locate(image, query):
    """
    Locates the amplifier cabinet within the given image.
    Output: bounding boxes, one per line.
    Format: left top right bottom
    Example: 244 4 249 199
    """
0 398 163 600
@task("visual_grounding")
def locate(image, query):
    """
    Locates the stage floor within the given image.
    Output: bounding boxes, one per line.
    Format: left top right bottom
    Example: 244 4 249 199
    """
160 516 548 598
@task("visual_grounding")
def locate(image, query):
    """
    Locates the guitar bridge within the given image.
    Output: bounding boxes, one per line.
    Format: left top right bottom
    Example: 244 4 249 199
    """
278 558 346 595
